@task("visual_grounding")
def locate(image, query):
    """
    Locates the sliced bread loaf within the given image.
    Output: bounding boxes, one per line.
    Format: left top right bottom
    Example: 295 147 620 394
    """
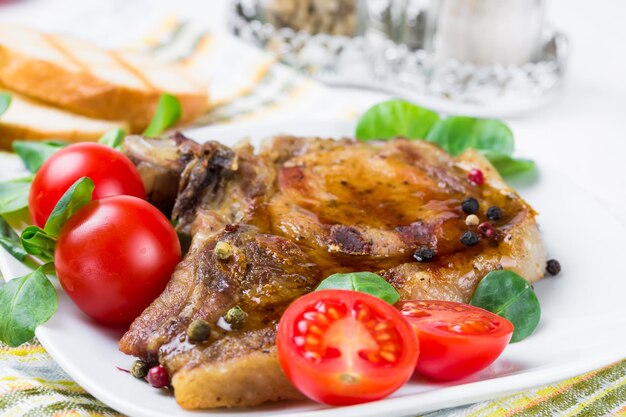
0 91 129 149
0 25 209 132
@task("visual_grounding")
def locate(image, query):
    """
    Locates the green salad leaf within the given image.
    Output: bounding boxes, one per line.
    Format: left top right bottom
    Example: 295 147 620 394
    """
0 92 11 117
0 265 58 347
12 141 68 173
43 177 94 237
356 100 440 141
316 271 400 305
425 116 514 156
479 150 537 178
19 177 94 262
354 99 536 178
98 128 126 149
20 226 56 264
470 270 541 343
0 216 28 262
0 176 33 214
143 93 182 137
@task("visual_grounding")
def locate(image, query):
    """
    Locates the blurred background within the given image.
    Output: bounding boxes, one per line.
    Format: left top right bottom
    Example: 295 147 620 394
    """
0 0 624 219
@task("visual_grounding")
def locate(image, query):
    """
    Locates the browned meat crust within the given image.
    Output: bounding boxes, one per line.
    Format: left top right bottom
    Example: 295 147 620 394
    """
120 133 546 408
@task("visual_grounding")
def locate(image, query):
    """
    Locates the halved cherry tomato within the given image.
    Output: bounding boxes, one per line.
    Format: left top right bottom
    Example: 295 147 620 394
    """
397 300 513 381
277 290 419 406
29 142 145 227
54 195 181 325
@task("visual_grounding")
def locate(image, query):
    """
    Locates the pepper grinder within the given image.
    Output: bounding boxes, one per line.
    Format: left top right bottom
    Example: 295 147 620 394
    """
424 0 546 66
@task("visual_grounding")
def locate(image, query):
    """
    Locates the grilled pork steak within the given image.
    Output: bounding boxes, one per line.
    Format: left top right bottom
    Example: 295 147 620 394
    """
120 133 547 408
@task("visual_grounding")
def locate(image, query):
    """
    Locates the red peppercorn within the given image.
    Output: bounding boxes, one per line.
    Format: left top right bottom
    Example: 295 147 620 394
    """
468 168 485 185
147 365 170 388
477 222 496 239
225 224 239 233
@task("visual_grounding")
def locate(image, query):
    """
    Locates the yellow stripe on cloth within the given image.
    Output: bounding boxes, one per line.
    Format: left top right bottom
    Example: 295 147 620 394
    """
499 367 606 416
419 360 626 417
0 340 123 417
1 344 47 357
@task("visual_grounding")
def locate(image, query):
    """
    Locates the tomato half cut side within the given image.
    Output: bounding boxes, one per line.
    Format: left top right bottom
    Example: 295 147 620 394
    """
397 300 513 381
277 290 419 406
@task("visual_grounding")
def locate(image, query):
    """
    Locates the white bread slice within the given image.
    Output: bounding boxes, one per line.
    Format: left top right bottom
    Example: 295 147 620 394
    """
0 25 209 131
0 91 129 149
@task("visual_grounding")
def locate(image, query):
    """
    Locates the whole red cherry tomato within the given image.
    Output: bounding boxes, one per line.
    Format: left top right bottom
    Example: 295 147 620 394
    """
54 195 180 325
397 300 513 381
29 142 145 227
277 290 419 406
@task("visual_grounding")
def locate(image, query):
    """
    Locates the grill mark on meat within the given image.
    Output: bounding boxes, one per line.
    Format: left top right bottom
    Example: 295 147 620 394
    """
277 165 310 195
395 220 435 246
329 225 371 254
395 141 467 193
172 143 238 233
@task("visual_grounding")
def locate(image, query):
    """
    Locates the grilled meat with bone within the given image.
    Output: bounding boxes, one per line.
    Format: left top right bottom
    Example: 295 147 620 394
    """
119 133 547 408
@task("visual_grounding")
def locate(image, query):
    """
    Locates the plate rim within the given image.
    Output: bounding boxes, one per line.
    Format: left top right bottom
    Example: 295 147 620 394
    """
33 327 626 417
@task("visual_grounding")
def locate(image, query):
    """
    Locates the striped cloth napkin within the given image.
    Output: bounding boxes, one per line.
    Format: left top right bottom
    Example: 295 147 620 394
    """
1 19 626 417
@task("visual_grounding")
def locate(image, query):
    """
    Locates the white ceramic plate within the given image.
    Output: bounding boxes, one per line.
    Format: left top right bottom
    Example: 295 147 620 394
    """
2 120 626 417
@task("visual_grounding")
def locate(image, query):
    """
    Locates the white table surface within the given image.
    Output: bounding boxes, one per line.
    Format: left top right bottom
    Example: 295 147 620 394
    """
1 0 625 224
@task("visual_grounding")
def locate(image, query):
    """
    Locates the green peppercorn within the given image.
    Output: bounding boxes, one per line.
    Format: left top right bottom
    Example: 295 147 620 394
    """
186 319 211 343
215 241 234 260
131 359 149 379
224 306 246 330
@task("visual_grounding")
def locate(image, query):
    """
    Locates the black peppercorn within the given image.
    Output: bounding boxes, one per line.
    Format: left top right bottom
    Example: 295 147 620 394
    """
460 231 480 246
546 259 561 276
462 197 479 214
413 246 436 262
486 206 502 220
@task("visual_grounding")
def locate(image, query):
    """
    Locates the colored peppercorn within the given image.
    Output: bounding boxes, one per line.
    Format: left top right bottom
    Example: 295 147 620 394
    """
462 197 480 214
224 306 246 330
486 206 502 220
214 241 234 260
413 246 436 262
187 319 211 343
468 169 485 185
147 365 169 388
546 259 561 276
131 360 149 379
477 222 497 239
225 224 239 233
465 214 480 226
460 231 480 246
